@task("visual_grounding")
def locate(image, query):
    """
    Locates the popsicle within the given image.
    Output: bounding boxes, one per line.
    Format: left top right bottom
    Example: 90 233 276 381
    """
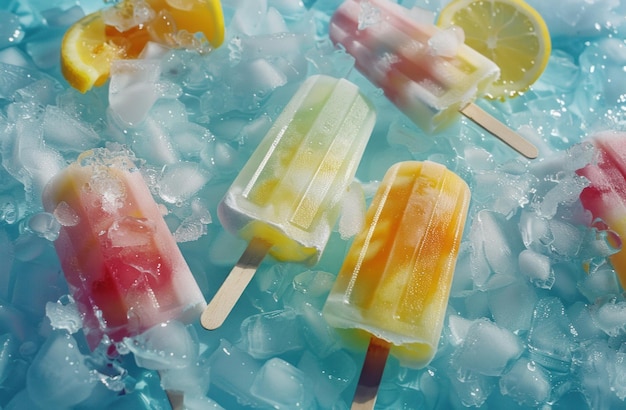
578 131 626 288
42 148 207 350
322 160 470 408
329 0 538 159
200 74 376 330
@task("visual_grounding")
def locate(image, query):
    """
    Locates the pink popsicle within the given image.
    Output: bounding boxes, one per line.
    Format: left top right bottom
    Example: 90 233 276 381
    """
329 0 538 158
42 148 206 350
578 131 626 288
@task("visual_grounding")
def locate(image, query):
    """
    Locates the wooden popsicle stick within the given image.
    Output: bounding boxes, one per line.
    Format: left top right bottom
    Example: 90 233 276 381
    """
351 336 392 410
200 237 272 330
157 371 185 410
164 388 184 410
460 102 539 160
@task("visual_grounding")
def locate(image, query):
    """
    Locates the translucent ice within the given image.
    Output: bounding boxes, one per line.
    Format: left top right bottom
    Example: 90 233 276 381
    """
470 210 525 287
591 297 626 337
451 318 524 377
499 357 551 407
239 309 305 359
527 297 577 373
26 332 97 409
249 358 315 409
42 105 100 152
109 59 162 126
45 295 82 334
282 269 336 312
428 26 464 58
207 339 262 407
337 180 365 240
124 321 198 370
297 349 356 408
156 161 211 204
519 249 555 289
487 278 537 332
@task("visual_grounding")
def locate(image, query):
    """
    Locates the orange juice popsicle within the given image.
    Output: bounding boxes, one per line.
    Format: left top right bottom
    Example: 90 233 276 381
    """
322 160 471 408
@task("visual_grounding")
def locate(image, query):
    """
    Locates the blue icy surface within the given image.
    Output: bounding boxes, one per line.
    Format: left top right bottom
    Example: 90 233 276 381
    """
1 0 626 409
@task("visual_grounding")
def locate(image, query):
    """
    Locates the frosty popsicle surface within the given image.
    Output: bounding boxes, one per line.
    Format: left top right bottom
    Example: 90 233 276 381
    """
42 148 206 350
322 160 470 408
329 0 538 158
201 74 376 330
578 131 626 288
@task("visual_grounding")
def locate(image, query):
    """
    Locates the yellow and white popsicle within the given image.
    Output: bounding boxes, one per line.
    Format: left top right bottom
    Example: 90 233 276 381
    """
201 74 376 330
322 160 471 408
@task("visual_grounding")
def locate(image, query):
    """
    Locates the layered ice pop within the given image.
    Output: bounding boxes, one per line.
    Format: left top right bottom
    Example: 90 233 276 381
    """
201 74 376 330
578 131 626 288
329 0 538 158
42 148 206 350
322 160 470 408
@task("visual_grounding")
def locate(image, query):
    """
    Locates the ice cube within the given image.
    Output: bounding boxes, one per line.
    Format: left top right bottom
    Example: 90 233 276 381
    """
297 349 356 408
26 332 97 409
249 358 315 409
451 318 524 377
156 161 211 204
527 297 577 373
519 249 555 289
123 321 198 370
109 59 162 126
207 339 263 407
239 309 305 359
499 358 551 407
45 295 82 334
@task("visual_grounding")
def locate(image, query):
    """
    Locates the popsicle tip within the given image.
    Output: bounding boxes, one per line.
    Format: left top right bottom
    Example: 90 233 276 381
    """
200 304 227 330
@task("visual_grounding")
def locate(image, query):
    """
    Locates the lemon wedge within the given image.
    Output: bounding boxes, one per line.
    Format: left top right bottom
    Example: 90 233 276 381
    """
437 0 551 99
60 0 225 93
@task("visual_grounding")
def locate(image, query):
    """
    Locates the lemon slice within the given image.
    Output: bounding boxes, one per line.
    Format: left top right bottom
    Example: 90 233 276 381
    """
60 0 225 93
437 0 551 99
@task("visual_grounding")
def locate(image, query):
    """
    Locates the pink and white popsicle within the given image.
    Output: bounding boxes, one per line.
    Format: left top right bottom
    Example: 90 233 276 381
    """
329 0 538 158
42 148 206 350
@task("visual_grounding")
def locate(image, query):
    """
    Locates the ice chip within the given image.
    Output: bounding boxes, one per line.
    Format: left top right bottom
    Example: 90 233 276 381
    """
451 318 524 377
591 298 626 337
297 349 357 408
519 249 555 289
428 26 465 58
107 216 156 248
109 59 162 125
527 297 577 372
358 0 381 30
487 278 537 333
337 180 365 240
249 358 315 409
499 358 551 407
102 0 156 32
43 105 100 152
157 161 211 204
239 309 305 359
45 295 83 334
124 321 197 370
27 212 61 241
53 201 80 227
26 332 97 409
207 339 262 407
